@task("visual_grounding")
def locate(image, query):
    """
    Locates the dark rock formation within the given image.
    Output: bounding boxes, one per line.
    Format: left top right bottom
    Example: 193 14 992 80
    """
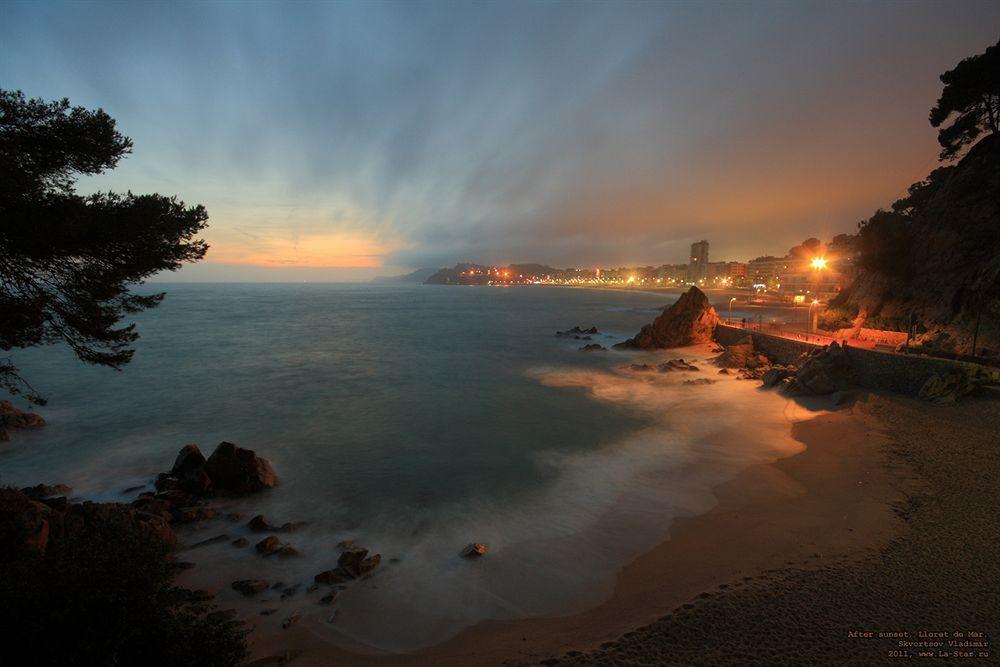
203 442 278 495
783 342 856 396
0 400 45 441
683 378 715 386
557 326 600 337
658 359 699 372
917 370 989 403
0 488 175 560
761 366 796 389
629 363 655 372
461 543 489 558
614 287 719 350
314 569 349 585
714 336 770 369
248 514 271 532
255 535 283 555
156 442 277 499
231 579 268 596
579 343 606 352
21 484 71 499
338 547 382 578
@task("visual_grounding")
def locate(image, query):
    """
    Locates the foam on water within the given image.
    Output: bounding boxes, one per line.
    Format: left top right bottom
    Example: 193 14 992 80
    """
177 347 818 652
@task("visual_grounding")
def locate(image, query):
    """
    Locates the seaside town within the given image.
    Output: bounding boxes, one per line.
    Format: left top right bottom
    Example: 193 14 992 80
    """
1 4 998 667
424 234 858 304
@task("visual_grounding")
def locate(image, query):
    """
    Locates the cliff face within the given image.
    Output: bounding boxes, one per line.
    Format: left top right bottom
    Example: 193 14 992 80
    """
830 135 1000 355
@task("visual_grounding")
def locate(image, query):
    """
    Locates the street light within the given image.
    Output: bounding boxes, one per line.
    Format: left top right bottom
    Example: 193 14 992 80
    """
810 257 828 270
729 297 736 325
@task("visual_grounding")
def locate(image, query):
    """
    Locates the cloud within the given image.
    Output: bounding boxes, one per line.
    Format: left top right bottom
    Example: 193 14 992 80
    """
2 0 998 277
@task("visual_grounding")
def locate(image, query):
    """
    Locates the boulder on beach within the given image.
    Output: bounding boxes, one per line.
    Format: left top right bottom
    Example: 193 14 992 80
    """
761 366 795 389
614 287 718 350
917 371 978 404
0 400 45 441
783 342 856 396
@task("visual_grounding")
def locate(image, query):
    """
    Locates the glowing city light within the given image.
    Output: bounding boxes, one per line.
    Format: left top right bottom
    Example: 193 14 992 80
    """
810 257 828 270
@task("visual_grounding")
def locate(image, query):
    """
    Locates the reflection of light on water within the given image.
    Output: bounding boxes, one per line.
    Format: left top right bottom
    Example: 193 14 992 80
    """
178 346 822 654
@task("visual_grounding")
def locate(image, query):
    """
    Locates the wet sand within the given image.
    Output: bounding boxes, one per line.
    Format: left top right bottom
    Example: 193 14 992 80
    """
251 392 925 665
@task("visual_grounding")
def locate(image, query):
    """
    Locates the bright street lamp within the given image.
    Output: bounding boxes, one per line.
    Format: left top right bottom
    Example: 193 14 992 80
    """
729 297 736 324
810 257 828 270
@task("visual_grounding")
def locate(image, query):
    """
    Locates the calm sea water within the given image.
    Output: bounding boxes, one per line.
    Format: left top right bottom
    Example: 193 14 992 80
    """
1 284 813 652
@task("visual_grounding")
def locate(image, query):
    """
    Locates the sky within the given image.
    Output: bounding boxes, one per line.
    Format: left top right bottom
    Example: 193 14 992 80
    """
2 1 998 281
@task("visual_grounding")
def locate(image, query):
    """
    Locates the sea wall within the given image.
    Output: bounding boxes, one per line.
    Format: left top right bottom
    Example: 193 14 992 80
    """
714 324 987 397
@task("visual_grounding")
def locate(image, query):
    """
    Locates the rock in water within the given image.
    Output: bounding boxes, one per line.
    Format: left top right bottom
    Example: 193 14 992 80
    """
0 400 45 441
613 287 718 350
232 579 269 596
714 336 769 369
255 535 283 555
203 442 278 495
170 444 206 477
337 547 382 578
461 542 489 557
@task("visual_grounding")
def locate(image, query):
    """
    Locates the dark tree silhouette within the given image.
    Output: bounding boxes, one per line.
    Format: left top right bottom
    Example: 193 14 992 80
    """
929 39 1000 161
0 90 208 404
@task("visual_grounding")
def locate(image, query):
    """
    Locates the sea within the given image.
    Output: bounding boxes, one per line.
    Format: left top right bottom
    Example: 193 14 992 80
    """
1 283 817 652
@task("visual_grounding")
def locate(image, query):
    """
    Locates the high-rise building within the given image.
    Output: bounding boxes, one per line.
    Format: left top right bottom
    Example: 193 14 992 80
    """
688 240 709 282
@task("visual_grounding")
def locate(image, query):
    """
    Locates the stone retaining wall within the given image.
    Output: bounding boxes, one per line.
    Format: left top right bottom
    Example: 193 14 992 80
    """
714 324 987 397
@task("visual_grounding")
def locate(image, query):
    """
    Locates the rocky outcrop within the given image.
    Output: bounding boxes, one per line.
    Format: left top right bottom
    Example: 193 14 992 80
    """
204 442 278 495
0 487 175 561
0 400 45 441
659 359 699 372
761 366 796 388
557 326 599 337
714 337 770 369
783 342 856 396
614 287 719 350
825 135 1000 356
917 370 979 403
155 442 277 498
579 343 606 352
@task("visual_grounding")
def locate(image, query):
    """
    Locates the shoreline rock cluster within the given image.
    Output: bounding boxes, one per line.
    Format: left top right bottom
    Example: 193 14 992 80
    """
0 399 45 441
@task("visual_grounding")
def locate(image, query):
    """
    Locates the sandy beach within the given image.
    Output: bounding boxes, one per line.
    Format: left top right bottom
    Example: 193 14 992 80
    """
245 386 1000 666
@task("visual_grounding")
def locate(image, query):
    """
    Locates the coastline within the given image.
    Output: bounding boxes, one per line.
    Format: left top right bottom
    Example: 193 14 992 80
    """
251 392 911 665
